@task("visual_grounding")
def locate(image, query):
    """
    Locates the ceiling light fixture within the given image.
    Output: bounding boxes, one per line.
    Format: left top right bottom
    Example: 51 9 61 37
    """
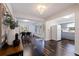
37 4 46 14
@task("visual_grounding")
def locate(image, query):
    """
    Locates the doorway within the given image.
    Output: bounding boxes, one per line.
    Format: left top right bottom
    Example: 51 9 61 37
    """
47 14 75 56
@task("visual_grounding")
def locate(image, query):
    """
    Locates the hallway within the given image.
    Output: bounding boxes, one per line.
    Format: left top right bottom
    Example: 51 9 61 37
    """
0 3 78 56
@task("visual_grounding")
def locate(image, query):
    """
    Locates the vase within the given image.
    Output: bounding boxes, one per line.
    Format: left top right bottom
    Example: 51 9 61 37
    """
6 27 15 45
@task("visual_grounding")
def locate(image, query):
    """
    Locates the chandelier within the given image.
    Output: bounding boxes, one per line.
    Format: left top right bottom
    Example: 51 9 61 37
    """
37 5 46 14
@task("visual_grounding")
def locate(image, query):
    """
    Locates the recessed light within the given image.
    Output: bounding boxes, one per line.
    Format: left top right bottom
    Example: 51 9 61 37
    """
22 20 30 22
62 14 74 18
19 19 30 22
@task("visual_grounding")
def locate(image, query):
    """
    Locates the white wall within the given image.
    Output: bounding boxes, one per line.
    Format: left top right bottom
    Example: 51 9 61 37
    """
3 4 14 18
75 5 79 55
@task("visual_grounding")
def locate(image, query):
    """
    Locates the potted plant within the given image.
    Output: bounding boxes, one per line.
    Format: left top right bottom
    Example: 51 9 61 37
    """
3 12 18 29
3 12 18 45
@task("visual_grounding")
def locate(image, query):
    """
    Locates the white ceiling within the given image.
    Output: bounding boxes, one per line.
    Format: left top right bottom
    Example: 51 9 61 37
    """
9 3 76 21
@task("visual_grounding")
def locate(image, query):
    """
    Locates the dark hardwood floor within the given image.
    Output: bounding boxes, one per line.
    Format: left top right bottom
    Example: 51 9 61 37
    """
23 38 75 56
44 39 75 56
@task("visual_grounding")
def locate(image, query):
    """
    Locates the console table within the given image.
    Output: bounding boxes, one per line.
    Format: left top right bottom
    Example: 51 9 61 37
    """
0 44 23 56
